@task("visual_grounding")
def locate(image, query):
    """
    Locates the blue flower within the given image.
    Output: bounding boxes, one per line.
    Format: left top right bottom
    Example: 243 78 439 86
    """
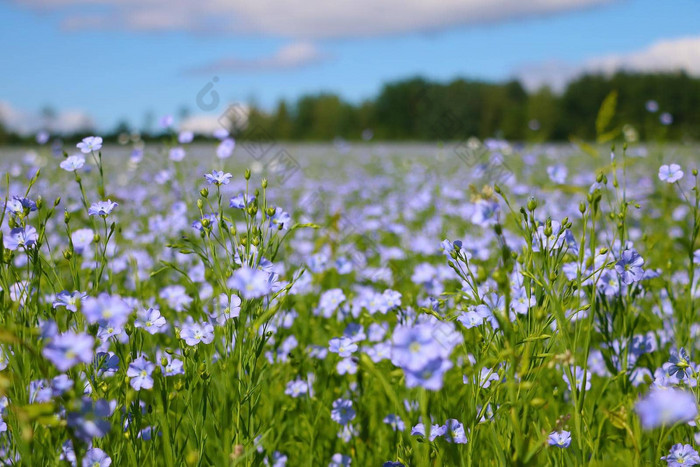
42 331 94 371
127 356 155 390
216 138 235 159
157 351 184 377
229 193 255 209
668 348 693 379
615 248 645 285
3 226 38 250
82 293 131 328
77 136 103 153
391 324 443 372
83 447 111 467
659 164 684 183
4 195 37 216
284 378 309 398
635 387 698 429
562 366 591 392
337 357 357 375
71 228 94 254
404 357 453 390
88 200 118 217
160 285 193 312
60 155 85 172
160 115 173 128
457 309 483 329
548 430 571 448
443 419 468 444
66 397 112 442
383 414 405 431
329 337 358 357
52 290 88 312
662 443 700 466
204 170 233 186
169 147 186 161
50 374 74 396
180 320 215 346
269 207 291 230
546 164 567 184
94 352 120 378
134 307 167 334
411 422 446 441
318 288 346 318
192 213 218 232
267 451 288 467
330 399 355 425
440 239 462 259
328 453 351 467
228 267 271 299
178 130 194 144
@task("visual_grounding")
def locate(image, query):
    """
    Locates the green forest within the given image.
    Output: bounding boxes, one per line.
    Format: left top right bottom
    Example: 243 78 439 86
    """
242 71 700 142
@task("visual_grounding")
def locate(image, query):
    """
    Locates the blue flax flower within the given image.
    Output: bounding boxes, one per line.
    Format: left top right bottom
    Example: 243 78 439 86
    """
127 356 155 390
668 348 693 379
635 387 698 429
331 399 355 425
662 444 700 466
548 430 572 448
3 226 38 250
204 170 232 186
88 200 118 217
42 331 94 371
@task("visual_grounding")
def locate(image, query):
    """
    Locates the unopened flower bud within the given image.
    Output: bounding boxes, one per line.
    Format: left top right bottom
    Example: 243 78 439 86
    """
527 197 537 212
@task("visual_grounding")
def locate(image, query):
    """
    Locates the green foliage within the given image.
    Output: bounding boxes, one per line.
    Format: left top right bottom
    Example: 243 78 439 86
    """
231 72 700 142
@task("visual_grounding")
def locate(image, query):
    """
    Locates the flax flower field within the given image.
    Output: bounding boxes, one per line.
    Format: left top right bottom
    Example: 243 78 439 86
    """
0 133 699 467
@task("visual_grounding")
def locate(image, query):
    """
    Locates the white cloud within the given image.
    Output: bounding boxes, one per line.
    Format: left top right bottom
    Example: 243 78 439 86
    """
0 101 95 135
585 36 700 75
516 36 700 91
16 0 614 38
180 111 245 134
187 42 327 74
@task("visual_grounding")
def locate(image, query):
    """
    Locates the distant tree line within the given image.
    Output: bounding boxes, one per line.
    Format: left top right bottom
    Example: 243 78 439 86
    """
1 71 698 146
242 71 700 142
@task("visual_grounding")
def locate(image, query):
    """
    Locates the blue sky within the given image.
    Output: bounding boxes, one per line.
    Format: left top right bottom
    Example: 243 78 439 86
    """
1 0 699 133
